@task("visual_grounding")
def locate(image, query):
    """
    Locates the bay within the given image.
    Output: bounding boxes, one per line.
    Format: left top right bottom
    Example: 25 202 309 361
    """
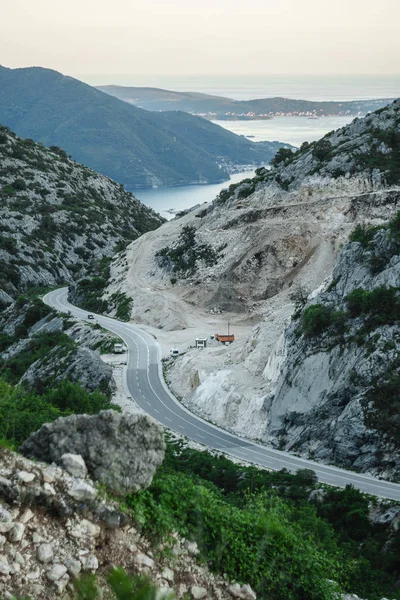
135 171 255 220
214 115 355 147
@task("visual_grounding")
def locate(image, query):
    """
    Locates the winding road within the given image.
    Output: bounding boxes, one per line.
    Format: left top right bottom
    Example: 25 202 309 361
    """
44 287 400 501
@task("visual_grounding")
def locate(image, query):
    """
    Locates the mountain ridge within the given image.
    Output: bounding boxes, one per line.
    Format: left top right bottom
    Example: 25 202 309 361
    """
97 84 394 118
0 66 289 189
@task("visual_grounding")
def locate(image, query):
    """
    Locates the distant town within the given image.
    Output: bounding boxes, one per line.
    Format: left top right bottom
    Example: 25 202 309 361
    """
198 109 364 121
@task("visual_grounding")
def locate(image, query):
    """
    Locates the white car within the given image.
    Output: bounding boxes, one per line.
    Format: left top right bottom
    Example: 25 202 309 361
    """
170 348 179 357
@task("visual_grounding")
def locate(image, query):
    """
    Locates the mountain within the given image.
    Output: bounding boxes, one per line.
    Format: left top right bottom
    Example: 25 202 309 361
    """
265 214 400 479
214 98 400 202
96 100 400 483
0 66 289 189
0 123 163 300
97 84 394 118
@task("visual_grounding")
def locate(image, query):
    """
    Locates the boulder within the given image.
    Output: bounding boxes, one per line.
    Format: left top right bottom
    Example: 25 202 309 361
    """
61 454 88 478
37 544 54 564
191 586 207 599
68 480 97 502
47 563 67 582
21 410 165 494
64 557 82 578
0 505 12 523
8 523 25 543
133 552 154 569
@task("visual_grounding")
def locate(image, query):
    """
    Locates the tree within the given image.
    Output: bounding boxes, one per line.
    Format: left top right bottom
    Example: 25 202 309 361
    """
271 147 294 167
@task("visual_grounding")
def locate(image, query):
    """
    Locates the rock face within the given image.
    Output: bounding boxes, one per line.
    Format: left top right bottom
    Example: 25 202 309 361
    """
0 447 247 600
0 123 163 298
21 345 115 395
0 309 119 397
264 221 400 479
230 98 400 195
21 410 166 493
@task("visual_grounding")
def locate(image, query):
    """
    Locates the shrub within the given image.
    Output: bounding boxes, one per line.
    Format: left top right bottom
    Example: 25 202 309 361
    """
156 225 218 277
107 292 133 322
12 178 27 191
302 304 334 336
271 147 294 167
0 331 73 384
1 184 16 197
128 471 340 600
349 224 383 247
0 236 17 254
346 286 400 329
50 145 68 160
313 139 332 161
346 288 367 317
73 570 169 600
0 378 113 446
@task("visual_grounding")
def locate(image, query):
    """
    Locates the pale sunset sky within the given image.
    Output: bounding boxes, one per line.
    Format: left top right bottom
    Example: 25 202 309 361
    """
1 0 399 78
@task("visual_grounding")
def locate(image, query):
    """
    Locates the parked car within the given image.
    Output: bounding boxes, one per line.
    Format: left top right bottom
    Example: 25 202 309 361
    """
170 348 179 356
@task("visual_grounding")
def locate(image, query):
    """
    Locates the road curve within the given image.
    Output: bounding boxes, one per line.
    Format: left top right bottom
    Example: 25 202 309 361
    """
44 287 400 501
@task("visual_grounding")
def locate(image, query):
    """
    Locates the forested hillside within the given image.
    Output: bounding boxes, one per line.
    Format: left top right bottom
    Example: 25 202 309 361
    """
0 66 288 188
0 124 163 300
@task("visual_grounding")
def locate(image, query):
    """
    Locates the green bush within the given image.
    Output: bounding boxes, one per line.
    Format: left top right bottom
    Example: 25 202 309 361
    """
365 374 400 445
302 304 334 336
72 570 170 600
156 225 218 277
346 286 400 329
0 378 113 446
74 257 112 314
346 288 367 317
349 224 384 247
0 236 17 254
12 178 27 191
109 292 133 322
271 147 294 167
0 332 73 384
313 139 332 161
128 471 340 600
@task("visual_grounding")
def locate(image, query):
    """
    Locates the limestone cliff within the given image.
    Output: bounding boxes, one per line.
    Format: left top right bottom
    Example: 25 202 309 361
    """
264 216 400 479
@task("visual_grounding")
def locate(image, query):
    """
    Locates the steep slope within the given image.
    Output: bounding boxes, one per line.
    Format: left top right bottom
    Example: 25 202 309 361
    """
263 216 400 480
0 124 163 298
99 101 400 482
98 85 393 117
0 66 288 188
219 98 400 197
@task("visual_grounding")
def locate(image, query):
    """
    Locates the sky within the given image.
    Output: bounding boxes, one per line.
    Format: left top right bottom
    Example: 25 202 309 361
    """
1 0 399 80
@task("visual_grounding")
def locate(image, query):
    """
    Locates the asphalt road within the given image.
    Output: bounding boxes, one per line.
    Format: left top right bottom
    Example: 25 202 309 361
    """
44 287 400 501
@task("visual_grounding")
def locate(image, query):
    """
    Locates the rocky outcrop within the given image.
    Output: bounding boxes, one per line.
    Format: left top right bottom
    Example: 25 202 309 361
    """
0 448 248 600
0 124 163 297
21 345 115 396
21 411 166 494
214 98 400 203
264 220 400 479
0 307 121 396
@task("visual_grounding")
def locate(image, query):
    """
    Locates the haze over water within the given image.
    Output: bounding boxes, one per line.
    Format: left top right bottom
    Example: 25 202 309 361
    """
84 74 400 102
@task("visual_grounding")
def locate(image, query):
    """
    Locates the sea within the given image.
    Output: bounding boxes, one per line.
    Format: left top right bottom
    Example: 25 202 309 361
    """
81 74 400 217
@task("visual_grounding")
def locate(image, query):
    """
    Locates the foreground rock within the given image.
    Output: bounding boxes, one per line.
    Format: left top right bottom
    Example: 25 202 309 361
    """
21 410 165 494
0 448 249 599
